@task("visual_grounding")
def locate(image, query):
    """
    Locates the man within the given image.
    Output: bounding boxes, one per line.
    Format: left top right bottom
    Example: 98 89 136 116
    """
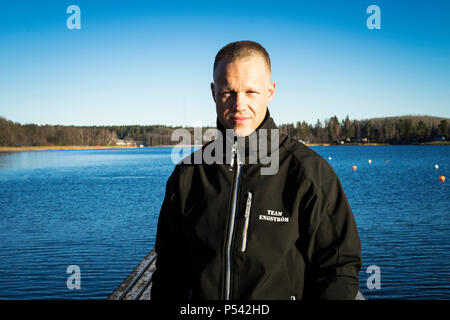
151 40 362 300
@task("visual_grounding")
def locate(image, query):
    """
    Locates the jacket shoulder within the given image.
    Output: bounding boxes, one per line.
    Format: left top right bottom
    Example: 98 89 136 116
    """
281 135 339 189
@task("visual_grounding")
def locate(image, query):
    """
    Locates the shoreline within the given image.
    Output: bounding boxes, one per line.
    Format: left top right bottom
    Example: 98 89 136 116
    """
0 146 138 152
1 142 448 152
0 145 203 152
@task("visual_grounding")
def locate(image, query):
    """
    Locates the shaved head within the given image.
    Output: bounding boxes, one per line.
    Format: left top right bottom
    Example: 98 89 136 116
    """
211 41 276 136
213 40 271 81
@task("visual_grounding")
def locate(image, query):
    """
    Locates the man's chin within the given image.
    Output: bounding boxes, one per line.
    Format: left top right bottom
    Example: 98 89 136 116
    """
219 119 255 137
233 126 255 137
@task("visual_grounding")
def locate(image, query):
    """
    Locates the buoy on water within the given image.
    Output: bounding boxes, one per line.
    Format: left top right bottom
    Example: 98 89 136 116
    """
328 157 332 160
440 176 446 182
368 159 372 164
434 164 439 170
352 165 357 171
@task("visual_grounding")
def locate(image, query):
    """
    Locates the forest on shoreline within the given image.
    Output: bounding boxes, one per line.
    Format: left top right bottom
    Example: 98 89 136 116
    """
0 115 448 147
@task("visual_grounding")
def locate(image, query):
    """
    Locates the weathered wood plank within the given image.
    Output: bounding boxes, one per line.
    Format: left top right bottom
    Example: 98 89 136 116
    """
138 264 156 300
139 282 153 300
355 290 366 300
124 262 155 300
108 249 156 300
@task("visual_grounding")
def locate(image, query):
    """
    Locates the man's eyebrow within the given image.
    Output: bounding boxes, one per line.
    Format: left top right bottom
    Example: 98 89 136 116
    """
218 86 260 92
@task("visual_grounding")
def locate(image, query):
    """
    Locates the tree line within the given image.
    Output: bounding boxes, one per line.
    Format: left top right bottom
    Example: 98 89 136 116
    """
0 118 117 147
279 115 448 144
0 115 448 147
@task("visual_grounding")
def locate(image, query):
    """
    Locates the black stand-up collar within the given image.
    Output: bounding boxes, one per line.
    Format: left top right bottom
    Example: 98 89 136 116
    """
213 108 280 166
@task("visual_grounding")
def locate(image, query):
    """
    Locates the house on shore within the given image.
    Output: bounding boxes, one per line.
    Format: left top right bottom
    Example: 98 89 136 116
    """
115 139 136 146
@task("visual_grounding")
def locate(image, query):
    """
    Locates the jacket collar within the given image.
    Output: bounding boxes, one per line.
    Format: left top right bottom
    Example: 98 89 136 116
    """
214 108 280 167
215 108 277 137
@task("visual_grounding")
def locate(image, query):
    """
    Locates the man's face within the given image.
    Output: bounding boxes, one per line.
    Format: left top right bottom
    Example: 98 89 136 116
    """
211 56 276 137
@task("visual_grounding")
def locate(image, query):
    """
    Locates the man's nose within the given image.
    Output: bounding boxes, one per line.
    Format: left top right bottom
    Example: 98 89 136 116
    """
231 92 247 111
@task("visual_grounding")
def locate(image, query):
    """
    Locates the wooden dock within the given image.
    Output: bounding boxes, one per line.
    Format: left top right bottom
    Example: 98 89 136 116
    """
108 248 365 300
108 249 157 300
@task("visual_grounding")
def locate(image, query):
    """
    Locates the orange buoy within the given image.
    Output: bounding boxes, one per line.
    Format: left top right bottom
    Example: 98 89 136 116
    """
440 176 445 182
352 165 357 171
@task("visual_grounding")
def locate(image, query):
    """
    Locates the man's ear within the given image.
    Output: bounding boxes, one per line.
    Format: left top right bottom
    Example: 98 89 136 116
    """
267 81 276 104
210 82 216 103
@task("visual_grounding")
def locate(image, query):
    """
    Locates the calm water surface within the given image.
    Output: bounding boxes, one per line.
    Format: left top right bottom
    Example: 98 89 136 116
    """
0 146 449 299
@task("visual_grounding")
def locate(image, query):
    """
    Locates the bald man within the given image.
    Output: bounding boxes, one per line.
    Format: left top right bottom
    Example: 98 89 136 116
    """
151 40 362 300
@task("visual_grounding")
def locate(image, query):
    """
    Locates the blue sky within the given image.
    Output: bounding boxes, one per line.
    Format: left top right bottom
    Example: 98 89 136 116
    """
0 0 449 127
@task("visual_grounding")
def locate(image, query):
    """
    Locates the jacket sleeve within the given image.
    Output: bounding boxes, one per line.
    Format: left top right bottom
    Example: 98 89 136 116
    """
150 166 191 300
300 166 362 300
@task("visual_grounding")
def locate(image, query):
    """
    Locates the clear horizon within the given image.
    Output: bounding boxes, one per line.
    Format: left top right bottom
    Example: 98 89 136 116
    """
1 0 449 127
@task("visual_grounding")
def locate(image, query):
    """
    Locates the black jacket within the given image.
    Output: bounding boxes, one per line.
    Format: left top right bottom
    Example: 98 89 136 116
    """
151 110 362 300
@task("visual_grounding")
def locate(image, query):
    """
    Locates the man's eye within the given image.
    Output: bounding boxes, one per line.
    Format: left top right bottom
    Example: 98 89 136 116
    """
247 91 258 95
220 92 231 96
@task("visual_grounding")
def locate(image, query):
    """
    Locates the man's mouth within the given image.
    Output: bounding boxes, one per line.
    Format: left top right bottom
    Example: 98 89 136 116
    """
231 116 251 124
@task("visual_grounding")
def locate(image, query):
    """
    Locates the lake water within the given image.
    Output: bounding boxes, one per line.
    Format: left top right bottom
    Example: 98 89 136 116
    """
0 146 449 299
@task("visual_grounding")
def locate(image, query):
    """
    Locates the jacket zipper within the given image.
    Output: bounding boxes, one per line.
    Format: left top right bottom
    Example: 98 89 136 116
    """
241 192 252 252
224 140 243 300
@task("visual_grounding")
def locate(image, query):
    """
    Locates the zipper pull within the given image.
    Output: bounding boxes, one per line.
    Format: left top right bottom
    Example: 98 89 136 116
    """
241 192 252 252
229 140 237 171
244 192 252 217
